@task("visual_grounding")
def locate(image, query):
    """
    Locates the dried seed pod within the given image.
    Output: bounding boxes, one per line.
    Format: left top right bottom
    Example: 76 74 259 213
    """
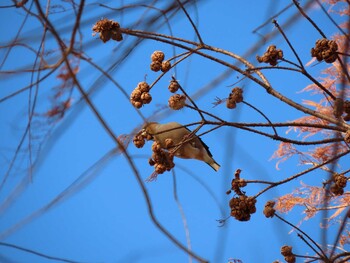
311 38 338 63
92 18 122 43
138 82 150 93
168 94 186 110
150 61 162 72
133 135 145 148
168 80 180 93
229 195 257 221
230 87 243 103
130 82 151 108
152 141 162 152
330 184 344 196
284 255 296 263
130 89 142 100
226 100 236 109
155 163 167 174
263 200 276 218
148 158 155 166
161 60 171 72
150 141 175 174
141 92 152 104
281 246 293 256
256 45 283 66
111 30 123 41
151 51 165 62
334 173 347 188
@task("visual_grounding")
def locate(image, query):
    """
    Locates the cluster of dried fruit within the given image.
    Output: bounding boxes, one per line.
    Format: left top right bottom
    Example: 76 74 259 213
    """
311 38 338 63
168 94 186 110
263 200 276 218
133 129 175 174
226 170 256 221
226 87 243 109
148 141 175 174
280 246 296 263
132 128 152 148
130 82 152 109
168 79 180 93
229 195 257 221
92 18 122 43
330 173 348 196
150 51 171 73
256 45 283 66
226 169 246 195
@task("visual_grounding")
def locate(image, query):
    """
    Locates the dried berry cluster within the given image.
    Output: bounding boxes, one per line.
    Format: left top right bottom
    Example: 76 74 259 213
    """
280 246 296 263
226 87 243 109
311 38 338 63
150 51 171 73
168 79 180 93
92 18 123 43
229 195 257 221
130 82 152 108
168 94 186 110
133 129 152 148
263 200 276 218
226 169 246 195
148 142 175 174
256 45 283 66
330 173 347 196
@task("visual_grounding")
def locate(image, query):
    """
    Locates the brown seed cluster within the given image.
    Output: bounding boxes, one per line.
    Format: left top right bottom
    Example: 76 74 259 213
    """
229 195 257 221
330 173 347 196
130 82 152 108
168 79 180 93
168 94 186 110
226 87 243 109
226 169 246 195
280 246 296 263
263 200 276 218
311 39 338 63
149 142 175 174
92 18 123 43
150 51 171 73
133 129 152 148
256 45 283 66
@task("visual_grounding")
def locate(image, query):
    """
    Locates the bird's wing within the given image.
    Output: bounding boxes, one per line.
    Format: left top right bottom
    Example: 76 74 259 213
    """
183 126 214 158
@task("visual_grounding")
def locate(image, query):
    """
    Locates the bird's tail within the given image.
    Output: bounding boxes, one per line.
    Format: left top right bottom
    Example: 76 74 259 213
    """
207 160 220 172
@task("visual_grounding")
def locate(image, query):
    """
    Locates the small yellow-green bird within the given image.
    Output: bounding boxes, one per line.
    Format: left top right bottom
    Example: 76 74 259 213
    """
143 122 220 171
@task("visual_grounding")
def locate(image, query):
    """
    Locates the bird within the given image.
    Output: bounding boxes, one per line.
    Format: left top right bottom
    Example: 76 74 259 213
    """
142 122 220 171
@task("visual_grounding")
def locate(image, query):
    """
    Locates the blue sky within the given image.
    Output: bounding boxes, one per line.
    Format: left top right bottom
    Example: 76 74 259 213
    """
0 1 348 263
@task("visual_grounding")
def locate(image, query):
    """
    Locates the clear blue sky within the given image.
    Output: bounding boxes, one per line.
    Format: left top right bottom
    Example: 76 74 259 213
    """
0 1 346 263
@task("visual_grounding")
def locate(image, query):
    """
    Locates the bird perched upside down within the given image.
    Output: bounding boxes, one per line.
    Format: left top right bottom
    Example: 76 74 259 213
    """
142 122 220 171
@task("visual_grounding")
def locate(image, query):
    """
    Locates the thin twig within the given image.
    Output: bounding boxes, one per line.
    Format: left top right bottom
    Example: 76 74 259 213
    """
275 214 328 260
175 0 203 44
0 242 86 263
